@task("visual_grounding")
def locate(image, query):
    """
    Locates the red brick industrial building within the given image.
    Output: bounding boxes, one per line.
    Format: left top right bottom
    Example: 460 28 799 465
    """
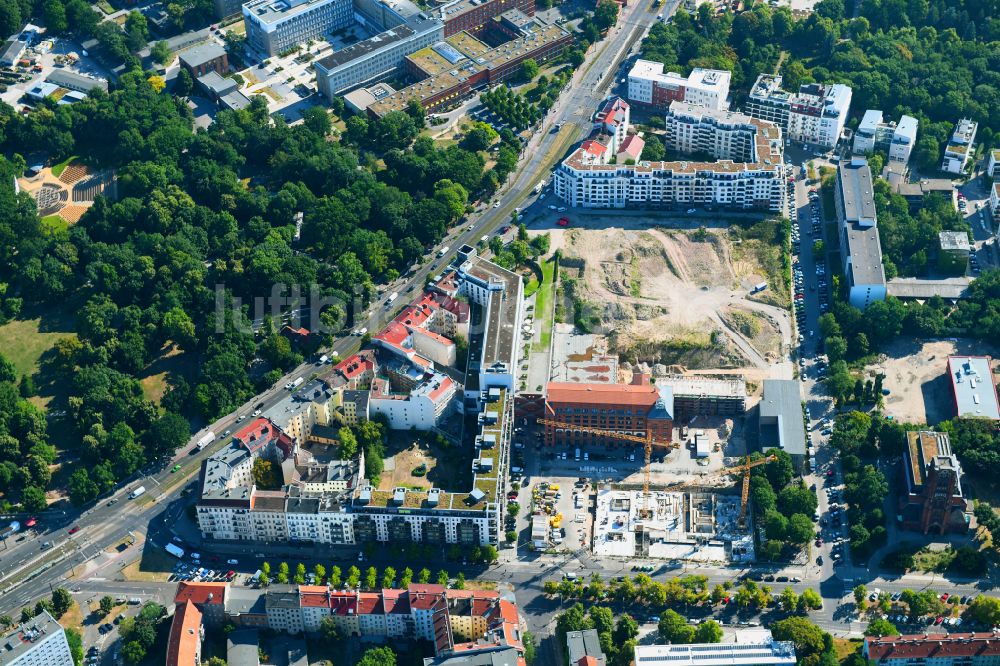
542 378 674 447
898 430 971 535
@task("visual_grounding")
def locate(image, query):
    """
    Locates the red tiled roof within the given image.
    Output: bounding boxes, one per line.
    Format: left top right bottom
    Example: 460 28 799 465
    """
357 593 383 615
382 589 411 614
335 352 376 381
581 139 609 158
429 377 455 402
546 382 661 407
865 633 1000 661
409 585 446 610
578 657 599 666
618 135 644 160
174 582 227 606
299 586 329 608
329 591 358 615
166 600 202 666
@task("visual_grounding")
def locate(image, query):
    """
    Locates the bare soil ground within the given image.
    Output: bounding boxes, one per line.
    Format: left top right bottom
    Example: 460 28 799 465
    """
378 442 437 491
553 227 790 372
867 338 1000 425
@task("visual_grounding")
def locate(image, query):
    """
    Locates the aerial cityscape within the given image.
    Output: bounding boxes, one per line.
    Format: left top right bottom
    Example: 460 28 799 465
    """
0 0 997 663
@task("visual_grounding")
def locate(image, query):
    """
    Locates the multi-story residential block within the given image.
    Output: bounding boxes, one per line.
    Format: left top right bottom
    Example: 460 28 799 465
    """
554 100 786 212
988 149 1000 179
567 629 607 666
853 110 918 164
178 42 229 77
243 0 352 56
899 431 970 534
627 61 730 111
745 74 851 149
864 633 1000 665
197 255 520 548
655 376 746 419
991 182 1000 230
314 17 443 99
835 158 886 309
634 633 797 666
0 611 74 666
172 581 524 663
947 356 1000 420
542 377 674 447
941 118 978 174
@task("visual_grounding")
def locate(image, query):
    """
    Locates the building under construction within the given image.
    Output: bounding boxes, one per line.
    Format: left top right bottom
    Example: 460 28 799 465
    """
593 488 754 562
655 376 747 420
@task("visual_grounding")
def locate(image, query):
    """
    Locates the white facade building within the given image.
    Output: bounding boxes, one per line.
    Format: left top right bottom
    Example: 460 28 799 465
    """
627 60 730 111
554 101 786 212
853 110 918 164
745 74 852 150
243 0 352 56
941 118 978 174
0 611 74 666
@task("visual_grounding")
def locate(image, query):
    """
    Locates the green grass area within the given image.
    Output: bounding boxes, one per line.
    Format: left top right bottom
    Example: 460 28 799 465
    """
40 214 68 235
523 274 540 297
51 155 78 177
820 167 837 223
0 315 75 379
96 0 114 13
532 257 557 352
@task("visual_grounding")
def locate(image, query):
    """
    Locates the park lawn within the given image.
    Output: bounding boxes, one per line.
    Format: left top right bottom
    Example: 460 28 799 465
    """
51 155 78 177
0 315 75 379
138 343 193 407
532 257 557 352
832 638 862 663
40 213 68 235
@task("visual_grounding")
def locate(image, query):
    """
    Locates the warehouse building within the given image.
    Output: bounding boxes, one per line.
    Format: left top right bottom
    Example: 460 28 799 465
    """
758 379 806 472
947 355 1000 420
655 376 746 419
836 158 886 310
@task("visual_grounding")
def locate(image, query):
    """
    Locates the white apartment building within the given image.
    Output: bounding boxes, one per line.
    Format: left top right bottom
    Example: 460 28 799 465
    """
664 102 760 161
593 96 630 152
745 74 852 150
853 110 918 164
786 82 852 149
987 149 1000 179
836 158 886 310
627 60 730 111
244 0 352 56
941 118 978 174
0 611 74 666
554 100 786 212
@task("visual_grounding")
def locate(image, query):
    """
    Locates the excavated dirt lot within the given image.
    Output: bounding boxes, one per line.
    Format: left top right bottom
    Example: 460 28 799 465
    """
555 227 790 371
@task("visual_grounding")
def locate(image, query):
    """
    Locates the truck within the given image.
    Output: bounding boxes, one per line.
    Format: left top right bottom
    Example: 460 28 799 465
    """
196 431 216 450
438 246 450 257
750 281 768 294
317 354 329 365
289 377 304 390
129 486 146 500
385 292 399 308
533 181 545 194
165 542 185 558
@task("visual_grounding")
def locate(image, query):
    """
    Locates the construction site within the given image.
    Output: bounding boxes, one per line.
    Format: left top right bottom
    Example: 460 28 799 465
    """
593 489 754 562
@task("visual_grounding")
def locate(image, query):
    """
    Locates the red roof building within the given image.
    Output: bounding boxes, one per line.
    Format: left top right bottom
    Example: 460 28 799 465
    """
543 380 674 447
166 601 203 666
864 632 1000 664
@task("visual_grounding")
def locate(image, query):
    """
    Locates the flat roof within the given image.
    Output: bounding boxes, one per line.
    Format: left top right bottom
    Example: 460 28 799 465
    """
947 356 1000 420
635 638 796 666
758 379 805 458
844 224 886 287
243 0 338 24
315 18 439 72
904 430 961 496
179 41 227 68
657 376 746 399
462 256 521 369
839 159 877 224
0 611 68 664
939 231 971 252
46 69 108 92
885 277 971 300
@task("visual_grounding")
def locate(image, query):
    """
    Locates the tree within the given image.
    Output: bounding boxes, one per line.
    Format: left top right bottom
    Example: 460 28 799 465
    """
100 595 115 616
658 609 695 643
866 618 898 637
174 68 193 97
319 616 341 644
124 11 149 52
382 566 396 588
771 617 826 658
454 572 466 589
436 569 449 586
347 566 361 588
251 457 282 490
400 567 413 588
339 427 358 459
277 562 289 584
143 412 189 459
695 620 723 643
329 566 341 588
121 641 146 665
800 588 823 610
787 514 815 544
357 646 396 666
51 588 73 618
418 568 431 584
365 566 378 590
21 486 46 512
593 0 619 30
966 595 1000 626
780 587 800 611
314 564 326 584
521 58 540 80
43 0 69 33
151 40 171 65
